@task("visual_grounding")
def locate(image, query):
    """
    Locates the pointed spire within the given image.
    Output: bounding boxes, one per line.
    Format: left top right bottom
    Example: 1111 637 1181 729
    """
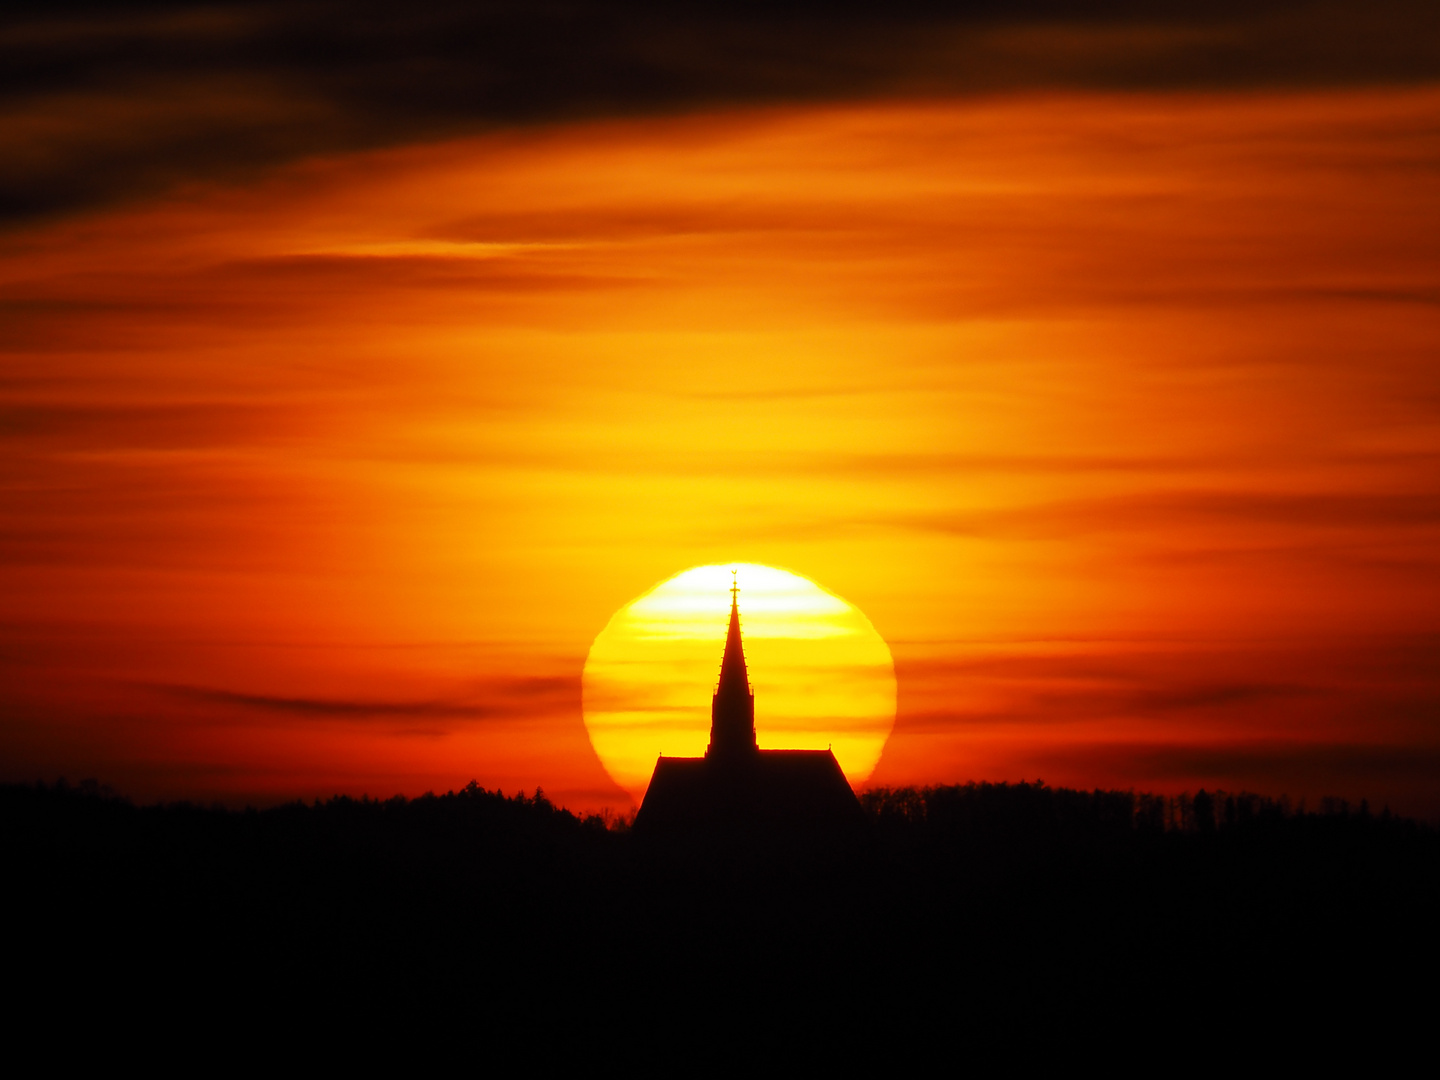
716 571 750 697
707 569 757 760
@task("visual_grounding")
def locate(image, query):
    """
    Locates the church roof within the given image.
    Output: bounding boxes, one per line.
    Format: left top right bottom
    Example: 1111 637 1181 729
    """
635 749 863 838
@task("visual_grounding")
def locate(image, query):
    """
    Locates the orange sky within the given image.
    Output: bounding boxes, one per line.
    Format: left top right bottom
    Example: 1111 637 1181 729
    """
3 87 1439 815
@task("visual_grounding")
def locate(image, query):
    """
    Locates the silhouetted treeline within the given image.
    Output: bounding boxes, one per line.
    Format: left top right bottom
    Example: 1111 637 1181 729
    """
7 777 1437 1049
862 780 1408 841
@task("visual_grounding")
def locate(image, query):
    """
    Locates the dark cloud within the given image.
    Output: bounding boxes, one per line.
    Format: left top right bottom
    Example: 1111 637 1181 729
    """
897 681 1309 732
3 0 1438 226
893 633 1440 735
212 253 643 302
160 675 579 726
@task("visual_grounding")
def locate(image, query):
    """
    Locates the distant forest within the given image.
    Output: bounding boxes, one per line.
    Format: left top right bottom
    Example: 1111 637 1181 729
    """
8 778 1436 1043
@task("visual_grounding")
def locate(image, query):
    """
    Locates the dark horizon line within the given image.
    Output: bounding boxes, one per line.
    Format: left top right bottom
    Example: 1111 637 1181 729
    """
14 773 1431 828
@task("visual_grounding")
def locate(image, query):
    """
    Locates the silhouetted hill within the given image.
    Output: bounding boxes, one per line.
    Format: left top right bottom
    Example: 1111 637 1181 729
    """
7 778 1437 1052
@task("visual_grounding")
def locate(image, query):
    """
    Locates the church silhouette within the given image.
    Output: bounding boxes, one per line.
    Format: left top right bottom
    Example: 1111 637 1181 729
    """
633 577 864 838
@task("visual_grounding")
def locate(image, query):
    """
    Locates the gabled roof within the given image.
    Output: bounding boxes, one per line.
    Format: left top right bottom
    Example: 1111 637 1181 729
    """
635 749 862 838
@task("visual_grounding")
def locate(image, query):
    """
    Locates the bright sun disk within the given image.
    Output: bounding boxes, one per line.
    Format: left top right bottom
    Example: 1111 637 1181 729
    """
582 563 897 801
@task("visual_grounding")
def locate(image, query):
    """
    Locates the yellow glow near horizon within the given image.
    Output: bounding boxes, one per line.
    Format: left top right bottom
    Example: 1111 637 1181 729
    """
582 563 897 801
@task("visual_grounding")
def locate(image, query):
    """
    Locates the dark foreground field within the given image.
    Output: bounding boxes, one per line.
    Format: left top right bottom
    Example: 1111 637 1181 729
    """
7 779 1437 1054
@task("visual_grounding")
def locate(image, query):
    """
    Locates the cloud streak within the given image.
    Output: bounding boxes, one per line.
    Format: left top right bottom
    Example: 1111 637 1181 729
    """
160 675 579 725
906 491 1440 541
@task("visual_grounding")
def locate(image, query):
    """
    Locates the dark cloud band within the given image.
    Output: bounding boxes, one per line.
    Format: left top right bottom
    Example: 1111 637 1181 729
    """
3 0 1438 225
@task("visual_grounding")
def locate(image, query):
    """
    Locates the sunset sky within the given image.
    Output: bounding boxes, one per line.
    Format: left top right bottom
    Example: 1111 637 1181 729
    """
3 1 1439 816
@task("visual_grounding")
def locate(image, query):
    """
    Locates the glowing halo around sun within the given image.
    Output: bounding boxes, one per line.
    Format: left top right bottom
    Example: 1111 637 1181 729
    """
582 563 897 802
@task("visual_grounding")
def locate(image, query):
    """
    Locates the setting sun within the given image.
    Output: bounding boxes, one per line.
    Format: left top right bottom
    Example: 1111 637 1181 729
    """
582 564 896 801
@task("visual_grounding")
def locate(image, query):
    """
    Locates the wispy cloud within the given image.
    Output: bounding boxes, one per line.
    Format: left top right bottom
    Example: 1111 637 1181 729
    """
906 491 1440 541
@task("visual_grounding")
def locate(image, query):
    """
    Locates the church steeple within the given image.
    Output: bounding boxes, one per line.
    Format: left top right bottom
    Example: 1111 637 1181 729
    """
707 571 757 761
633 567 865 836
